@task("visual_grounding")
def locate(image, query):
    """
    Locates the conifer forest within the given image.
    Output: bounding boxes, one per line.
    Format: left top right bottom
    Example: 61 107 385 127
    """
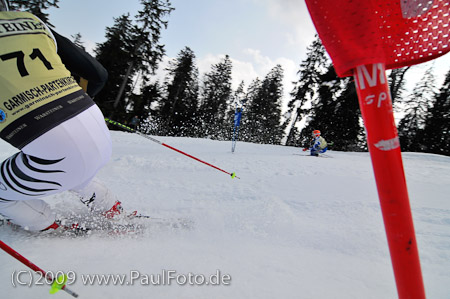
10 0 450 156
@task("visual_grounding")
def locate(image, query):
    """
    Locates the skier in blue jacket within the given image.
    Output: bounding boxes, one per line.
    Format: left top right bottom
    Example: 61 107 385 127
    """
309 130 328 156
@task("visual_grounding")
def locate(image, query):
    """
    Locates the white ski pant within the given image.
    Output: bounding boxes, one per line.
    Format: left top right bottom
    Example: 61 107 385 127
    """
0 105 117 231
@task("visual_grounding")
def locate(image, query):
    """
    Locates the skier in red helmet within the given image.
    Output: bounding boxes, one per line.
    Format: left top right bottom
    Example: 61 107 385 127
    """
309 130 328 156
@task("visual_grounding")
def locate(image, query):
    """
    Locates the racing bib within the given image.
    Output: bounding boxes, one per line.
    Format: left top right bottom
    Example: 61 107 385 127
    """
0 11 94 148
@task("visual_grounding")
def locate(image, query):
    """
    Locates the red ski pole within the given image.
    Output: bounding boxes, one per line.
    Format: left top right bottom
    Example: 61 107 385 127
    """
105 118 239 179
0 240 79 297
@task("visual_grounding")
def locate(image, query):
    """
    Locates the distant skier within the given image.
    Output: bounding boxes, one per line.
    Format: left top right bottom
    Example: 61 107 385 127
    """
0 1 130 233
305 130 328 156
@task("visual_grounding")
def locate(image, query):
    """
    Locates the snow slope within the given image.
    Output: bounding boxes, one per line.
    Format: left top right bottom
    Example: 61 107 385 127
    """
1 131 450 299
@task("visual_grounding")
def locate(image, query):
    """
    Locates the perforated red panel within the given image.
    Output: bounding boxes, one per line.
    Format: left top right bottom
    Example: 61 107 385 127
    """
306 0 450 77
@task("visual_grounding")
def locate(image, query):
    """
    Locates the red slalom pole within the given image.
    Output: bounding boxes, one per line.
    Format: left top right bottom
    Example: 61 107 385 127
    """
105 118 239 179
353 63 425 298
0 240 79 297
304 0 449 296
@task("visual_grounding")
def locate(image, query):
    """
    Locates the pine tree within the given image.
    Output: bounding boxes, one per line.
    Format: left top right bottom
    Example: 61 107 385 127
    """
94 14 135 122
134 0 174 75
300 66 339 148
422 68 450 155
388 66 411 105
244 65 285 144
198 55 233 139
398 66 436 152
157 47 199 136
284 35 329 146
300 65 363 151
94 0 173 121
232 81 247 110
331 77 363 151
240 78 262 142
134 80 163 135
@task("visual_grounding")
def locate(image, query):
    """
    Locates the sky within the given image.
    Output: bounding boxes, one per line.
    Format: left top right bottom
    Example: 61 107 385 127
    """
47 0 315 104
46 0 450 111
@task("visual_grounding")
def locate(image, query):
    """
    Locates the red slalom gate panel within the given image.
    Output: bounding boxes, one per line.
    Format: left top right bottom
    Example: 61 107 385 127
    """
306 0 450 77
305 1 449 298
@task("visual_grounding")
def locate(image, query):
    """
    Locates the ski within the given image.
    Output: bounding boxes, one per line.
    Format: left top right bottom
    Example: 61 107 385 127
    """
68 214 195 236
293 153 333 158
0 214 194 237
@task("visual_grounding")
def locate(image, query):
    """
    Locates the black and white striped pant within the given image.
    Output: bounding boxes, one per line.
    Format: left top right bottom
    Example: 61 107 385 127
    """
0 105 114 231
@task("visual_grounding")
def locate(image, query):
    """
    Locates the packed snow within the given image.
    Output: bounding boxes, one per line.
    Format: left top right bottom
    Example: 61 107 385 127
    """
1 131 449 299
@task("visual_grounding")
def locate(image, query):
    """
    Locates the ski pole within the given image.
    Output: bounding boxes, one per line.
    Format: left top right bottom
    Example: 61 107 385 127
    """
104 118 239 179
0 240 79 297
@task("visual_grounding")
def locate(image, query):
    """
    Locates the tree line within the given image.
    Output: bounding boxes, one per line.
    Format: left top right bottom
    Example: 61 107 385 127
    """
10 0 450 156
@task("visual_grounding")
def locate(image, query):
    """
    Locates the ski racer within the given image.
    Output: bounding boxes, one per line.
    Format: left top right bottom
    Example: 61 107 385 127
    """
309 130 328 156
0 1 128 233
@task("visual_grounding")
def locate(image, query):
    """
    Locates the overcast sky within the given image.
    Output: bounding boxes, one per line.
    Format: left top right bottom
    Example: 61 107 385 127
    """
47 0 449 110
